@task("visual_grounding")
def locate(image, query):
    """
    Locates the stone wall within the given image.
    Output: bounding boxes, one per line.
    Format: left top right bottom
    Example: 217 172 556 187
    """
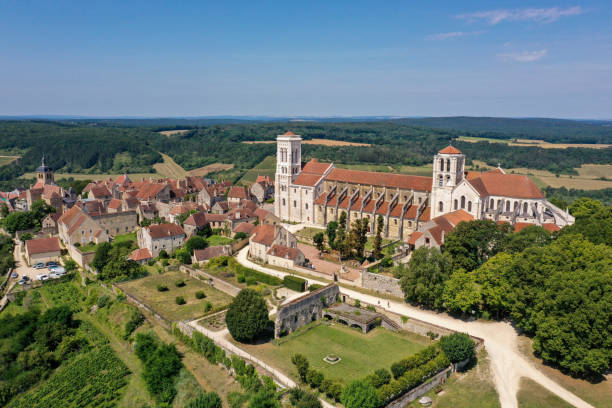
274 284 340 338
361 271 404 298
67 244 96 268
94 211 138 236
179 265 241 297
385 366 452 408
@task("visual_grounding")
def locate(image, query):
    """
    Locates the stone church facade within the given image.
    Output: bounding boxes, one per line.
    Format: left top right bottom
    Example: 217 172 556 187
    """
274 132 574 242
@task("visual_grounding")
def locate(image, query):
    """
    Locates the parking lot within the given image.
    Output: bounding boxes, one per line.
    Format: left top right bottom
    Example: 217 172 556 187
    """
11 242 66 284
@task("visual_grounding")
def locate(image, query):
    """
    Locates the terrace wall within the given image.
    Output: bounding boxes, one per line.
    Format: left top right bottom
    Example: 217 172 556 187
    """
361 271 404 298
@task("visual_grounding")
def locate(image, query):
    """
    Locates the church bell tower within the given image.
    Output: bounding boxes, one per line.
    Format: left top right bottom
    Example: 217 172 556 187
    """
274 131 302 220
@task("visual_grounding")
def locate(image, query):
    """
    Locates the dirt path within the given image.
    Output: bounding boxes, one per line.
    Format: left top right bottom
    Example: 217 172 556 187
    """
236 247 594 408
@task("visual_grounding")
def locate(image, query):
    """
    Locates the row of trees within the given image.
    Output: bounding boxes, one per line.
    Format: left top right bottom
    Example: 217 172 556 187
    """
315 212 385 261
397 198 611 377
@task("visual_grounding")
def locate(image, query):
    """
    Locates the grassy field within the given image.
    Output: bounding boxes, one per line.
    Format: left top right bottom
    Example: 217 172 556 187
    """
206 235 234 246
237 155 277 185
458 136 612 149
0 155 20 166
517 337 612 408
158 129 191 136
112 232 137 245
153 153 187 178
295 226 326 241
233 322 430 383
118 270 233 321
424 349 500 408
517 378 574 408
188 163 234 177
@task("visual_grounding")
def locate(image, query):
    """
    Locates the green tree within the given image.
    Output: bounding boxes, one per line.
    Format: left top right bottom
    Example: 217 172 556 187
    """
0 203 8 218
185 235 208 254
291 353 310 383
325 221 338 250
247 390 280 408
569 197 603 218
372 215 384 260
562 205 611 245
398 247 452 309
335 212 349 258
443 220 511 271
341 380 380 408
439 333 475 363
473 253 513 319
505 225 552 253
226 289 269 343
349 218 368 259
313 232 325 252
91 242 112 271
185 391 222 408
175 248 192 264
442 268 481 315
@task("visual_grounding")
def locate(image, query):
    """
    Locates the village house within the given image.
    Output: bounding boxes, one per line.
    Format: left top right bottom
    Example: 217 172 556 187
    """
183 212 209 236
58 206 109 246
408 209 474 250
137 223 186 257
25 236 61 265
227 186 249 205
248 223 299 264
128 248 153 265
266 244 306 269
250 175 274 204
192 245 232 264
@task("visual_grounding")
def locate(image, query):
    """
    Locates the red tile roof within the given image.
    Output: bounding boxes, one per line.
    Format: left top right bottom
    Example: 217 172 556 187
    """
26 237 61 255
135 183 167 200
407 231 423 245
193 245 231 262
129 248 152 261
467 172 544 199
228 186 248 200
293 173 325 187
184 212 208 227
251 224 277 246
146 223 185 239
90 185 111 198
266 244 303 261
439 146 462 154
108 198 122 210
326 168 432 191
234 222 256 235
283 131 296 136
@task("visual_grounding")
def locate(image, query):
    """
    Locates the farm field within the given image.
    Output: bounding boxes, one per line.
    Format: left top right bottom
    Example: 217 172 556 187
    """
117 270 233 321
237 155 277 185
187 163 234 177
243 138 371 146
233 322 430 383
0 155 19 166
153 153 187 178
458 135 612 149
158 129 191 136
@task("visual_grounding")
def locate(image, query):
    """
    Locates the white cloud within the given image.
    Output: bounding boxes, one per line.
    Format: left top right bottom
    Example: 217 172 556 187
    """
498 49 548 62
458 6 584 25
426 31 484 40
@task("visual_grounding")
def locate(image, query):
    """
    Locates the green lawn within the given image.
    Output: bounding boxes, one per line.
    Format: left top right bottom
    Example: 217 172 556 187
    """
235 322 430 383
517 378 573 408
295 227 325 240
206 235 233 246
113 232 137 245
78 242 98 253
117 270 233 321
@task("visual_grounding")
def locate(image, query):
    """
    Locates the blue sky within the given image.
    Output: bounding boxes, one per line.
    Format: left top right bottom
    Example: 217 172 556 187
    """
1 1 611 118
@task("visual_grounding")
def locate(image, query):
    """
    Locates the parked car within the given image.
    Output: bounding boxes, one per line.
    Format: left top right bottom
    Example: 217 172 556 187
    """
18 278 27 285
49 272 60 279
36 274 49 281
33 263 45 269
10 272 18 278
46 261 59 267
50 266 66 275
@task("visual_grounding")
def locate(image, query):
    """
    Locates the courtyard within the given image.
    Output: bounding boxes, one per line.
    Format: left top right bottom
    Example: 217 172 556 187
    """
117 270 233 321
231 321 432 383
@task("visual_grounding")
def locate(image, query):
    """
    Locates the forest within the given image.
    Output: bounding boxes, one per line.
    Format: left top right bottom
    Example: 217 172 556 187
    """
0 120 611 191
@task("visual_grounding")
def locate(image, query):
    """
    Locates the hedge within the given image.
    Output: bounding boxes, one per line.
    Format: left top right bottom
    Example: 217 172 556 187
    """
309 284 324 292
283 275 306 292
390 344 440 379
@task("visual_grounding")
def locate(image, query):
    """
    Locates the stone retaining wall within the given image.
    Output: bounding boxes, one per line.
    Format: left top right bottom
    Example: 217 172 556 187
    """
361 271 404 298
385 366 452 408
179 265 240 297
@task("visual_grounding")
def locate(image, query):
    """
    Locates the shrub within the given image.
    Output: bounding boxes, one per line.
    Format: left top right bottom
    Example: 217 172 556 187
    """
175 249 192 264
226 289 269 343
123 310 144 339
234 231 248 240
204 302 213 313
162 259 169 266
97 295 111 308
283 275 307 292
245 276 256 286
308 284 323 292
440 333 475 363
237 274 246 283
157 284 169 292
176 296 186 305
354 299 360 308
366 305 376 312
291 354 310 383
175 279 186 287
327 382 344 401
185 236 208 255
341 380 380 408
147 259 155 266
195 290 206 299
185 391 222 408
159 250 169 259
390 345 440 379
367 368 392 388
306 369 324 389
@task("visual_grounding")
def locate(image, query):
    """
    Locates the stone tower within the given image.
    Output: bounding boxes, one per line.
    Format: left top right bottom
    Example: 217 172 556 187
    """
36 155 54 185
431 146 464 218
274 131 302 221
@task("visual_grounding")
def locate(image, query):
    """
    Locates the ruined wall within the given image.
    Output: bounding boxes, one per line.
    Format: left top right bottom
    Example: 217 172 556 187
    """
274 284 340 338
361 271 404 298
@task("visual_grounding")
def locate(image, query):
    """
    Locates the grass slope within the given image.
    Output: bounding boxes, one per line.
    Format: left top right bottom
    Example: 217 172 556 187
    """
517 378 574 408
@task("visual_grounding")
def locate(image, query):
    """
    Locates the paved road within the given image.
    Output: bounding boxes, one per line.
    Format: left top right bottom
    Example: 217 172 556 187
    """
236 246 593 408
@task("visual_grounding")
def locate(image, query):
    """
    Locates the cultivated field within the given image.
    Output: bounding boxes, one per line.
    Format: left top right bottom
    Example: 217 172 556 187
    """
158 129 191 136
458 136 612 149
117 271 233 321
234 322 430 383
187 163 234 177
152 153 187 178
0 155 20 166
243 138 371 147
238 155 276 185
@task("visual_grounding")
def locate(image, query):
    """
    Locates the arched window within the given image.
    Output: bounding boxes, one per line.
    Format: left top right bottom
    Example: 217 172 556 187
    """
461 196 466 209
445 175 451 186
490 199 494 209
523 202 528 214
439 201 444 212
454 199 458 210
282 198 286 206
506 201 510 212
439 159 444 171
468 201 472 212
514 202 519 211
438 175 443 187
446 159 451 172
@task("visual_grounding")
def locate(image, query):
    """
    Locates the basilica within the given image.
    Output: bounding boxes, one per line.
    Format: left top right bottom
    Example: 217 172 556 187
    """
274 131 574 243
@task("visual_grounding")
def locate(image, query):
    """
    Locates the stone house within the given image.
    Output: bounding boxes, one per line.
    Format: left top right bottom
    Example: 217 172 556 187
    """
266 244 305 269
41 213 61 235
227 186 249 205
250 176 274 204
248 224 297 263
192 245 231 264
25 237 61 264
408 209 473 250
107 198 123 213
128 248 153 265
58 206 109 246
211 201 230 214
137 223 186 257
183 212 209 237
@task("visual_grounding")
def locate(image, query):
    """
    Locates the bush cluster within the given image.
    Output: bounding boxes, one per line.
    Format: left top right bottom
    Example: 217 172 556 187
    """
291 354 343 402
390 344 440 379
209 256 283 286
283 275 306 292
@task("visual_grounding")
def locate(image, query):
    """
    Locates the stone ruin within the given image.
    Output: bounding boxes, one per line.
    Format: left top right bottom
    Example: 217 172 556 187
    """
274 284 340 338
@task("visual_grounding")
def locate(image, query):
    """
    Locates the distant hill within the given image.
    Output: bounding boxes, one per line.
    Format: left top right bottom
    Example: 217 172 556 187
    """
391 117 612 144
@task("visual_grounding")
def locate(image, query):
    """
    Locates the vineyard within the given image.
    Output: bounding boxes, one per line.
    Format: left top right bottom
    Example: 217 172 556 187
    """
6 346 130 408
